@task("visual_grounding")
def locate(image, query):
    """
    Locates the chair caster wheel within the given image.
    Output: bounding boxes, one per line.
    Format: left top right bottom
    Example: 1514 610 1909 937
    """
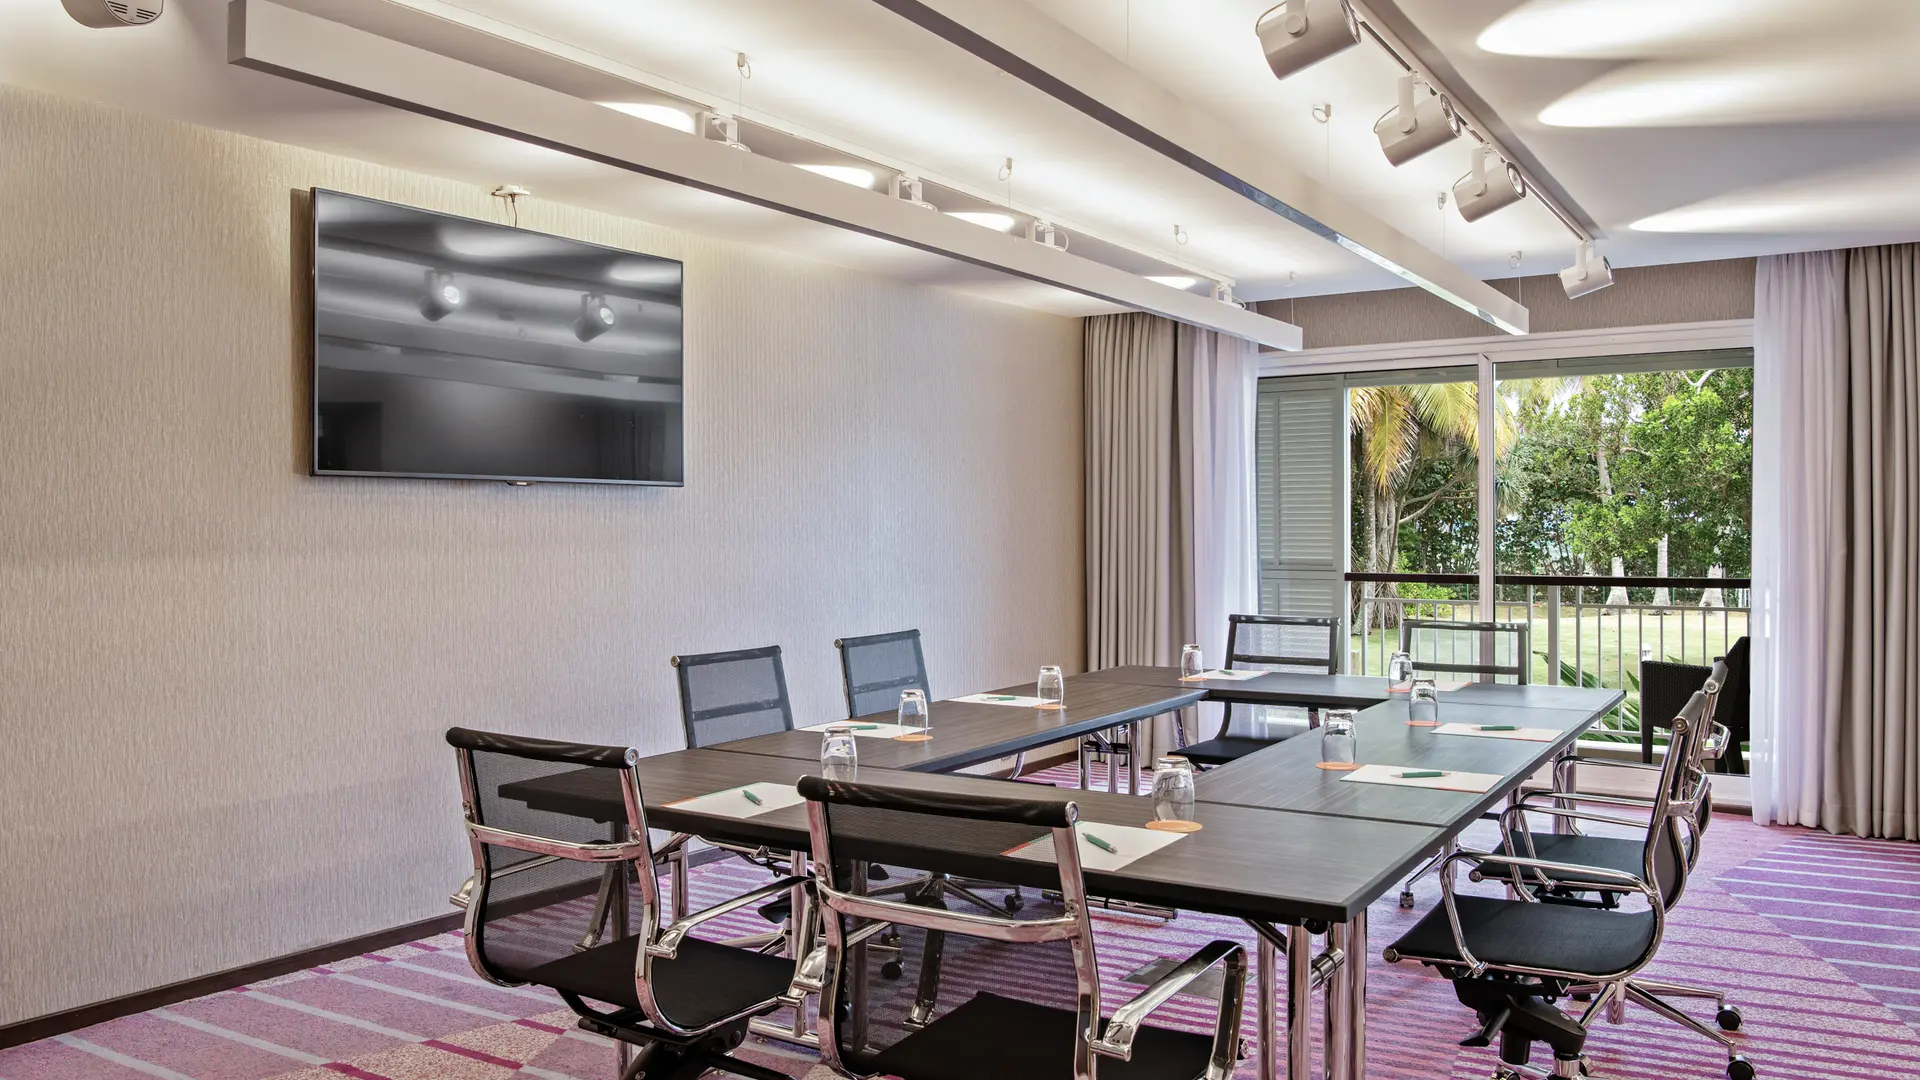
1003 892 1023 913
1726 1055 1755 1080
1399 891 1416 909
1716 1006 1743 1031
880 960 903 980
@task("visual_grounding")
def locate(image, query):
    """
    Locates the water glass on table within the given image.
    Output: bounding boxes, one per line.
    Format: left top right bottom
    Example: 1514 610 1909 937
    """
1408 677 1441 727
896 688 930 741
1179 644 1204 681
1387 651 1414 686
820 725 859 781
1318 709 1359 770
1148 756 1201 832
1037 665 1065 709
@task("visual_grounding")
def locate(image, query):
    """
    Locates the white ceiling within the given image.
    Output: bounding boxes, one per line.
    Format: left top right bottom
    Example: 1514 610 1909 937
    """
1394 0 1920 258
6 0 1917 320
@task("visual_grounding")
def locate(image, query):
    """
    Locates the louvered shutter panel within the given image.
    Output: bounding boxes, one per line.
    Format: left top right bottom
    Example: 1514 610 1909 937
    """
1256 375 1349 665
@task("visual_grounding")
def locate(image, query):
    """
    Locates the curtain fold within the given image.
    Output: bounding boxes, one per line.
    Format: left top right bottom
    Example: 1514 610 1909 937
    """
1754 244 1920 839
1084 313 1259 755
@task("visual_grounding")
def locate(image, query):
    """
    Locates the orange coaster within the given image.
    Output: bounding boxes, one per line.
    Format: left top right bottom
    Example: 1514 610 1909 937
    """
893 733 933 742
1406 720 1441 727
1035 702 1065 710
1315 761 1362 771
1144 819 1204 833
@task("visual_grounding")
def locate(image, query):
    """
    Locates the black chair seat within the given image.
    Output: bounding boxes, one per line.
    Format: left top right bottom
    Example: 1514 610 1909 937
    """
524 935 792 1029
1178 732 1299 767
869 991 1217 1080
1389 895 1657 978
1491 832 1648 890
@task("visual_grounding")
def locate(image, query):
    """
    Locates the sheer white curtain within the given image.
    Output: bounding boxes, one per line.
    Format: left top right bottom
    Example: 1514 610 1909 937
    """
1754 245 1920 838
1084 313 1259 754
1752 250 1847 826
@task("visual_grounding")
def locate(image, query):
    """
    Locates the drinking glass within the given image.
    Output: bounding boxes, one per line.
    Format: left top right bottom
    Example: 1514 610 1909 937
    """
1179 644 1204 680
897 689 930 737
820 725 859 781
1037 665 1065 709
1150 756 1197 824
1319 709 1358 769
1387 651 1414 686
1408 677 1440 727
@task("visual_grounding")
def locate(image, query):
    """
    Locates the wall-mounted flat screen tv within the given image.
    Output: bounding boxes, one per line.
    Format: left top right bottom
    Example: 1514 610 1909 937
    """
310 189 684 486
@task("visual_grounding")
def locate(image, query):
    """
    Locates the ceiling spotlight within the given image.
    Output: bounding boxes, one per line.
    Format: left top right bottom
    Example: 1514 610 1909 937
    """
1146 275 1198 290
574 294 617 342
1375 73 1462 167
1453 145 1526 222
1559 242 1614 299
1256 0 1360 82
948 211 1016 232
420 271 463 321
797 164 878 189
1028 219 1069 251
698 111 752 152
598 102 697 133
890 175 937 210
1213 281 1244 307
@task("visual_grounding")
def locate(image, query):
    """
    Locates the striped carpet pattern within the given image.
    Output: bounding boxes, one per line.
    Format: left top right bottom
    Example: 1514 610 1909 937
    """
6 770 1919 1080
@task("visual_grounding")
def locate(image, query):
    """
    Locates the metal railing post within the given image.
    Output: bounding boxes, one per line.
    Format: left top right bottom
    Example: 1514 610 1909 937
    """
1545 585 1560 686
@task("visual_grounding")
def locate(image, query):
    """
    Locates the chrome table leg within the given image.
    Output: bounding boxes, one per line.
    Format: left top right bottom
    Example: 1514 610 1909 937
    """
1348 910 1368 1080
1256 933 1277 1080
1325 920 1352 1080
1287 925 1312 1080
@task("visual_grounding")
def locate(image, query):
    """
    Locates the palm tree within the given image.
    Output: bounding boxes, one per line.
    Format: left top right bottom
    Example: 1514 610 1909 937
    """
1349 381 1482 628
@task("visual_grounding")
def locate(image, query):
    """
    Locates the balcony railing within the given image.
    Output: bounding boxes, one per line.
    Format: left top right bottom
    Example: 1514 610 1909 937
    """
1345 572 1752 743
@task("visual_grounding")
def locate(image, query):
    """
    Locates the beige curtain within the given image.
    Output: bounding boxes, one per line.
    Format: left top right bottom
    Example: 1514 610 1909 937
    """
1085 312 1178 671
1084 313 1260 756
1828 245 1920 839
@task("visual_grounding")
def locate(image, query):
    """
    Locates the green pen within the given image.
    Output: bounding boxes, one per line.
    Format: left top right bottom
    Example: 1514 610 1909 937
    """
1477 725 1518 732
1083 832 1119 854
984 695 1017 701
850 724 881 730
741 788 763 805
1396 770 1445 779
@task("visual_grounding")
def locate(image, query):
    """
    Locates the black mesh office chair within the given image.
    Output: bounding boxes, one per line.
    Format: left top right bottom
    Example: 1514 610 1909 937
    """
1502 661 1749 1050
672 646 795 749
1176 614 1339 768
836 630 931 719
1383 693 1754 1080
445 727 804 1080
1399 618 1532 684
798 776 1246 1080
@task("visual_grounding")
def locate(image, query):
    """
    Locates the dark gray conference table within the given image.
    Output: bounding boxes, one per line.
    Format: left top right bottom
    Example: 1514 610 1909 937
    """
502 667 1621 1080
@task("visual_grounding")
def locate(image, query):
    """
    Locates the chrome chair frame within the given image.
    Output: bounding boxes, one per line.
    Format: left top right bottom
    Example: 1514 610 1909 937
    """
800 779 1246 1080
449 731 804 1080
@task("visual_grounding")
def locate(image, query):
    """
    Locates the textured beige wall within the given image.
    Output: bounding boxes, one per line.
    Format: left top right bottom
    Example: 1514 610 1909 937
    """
1255 258 1756 349
0 86 1084 1023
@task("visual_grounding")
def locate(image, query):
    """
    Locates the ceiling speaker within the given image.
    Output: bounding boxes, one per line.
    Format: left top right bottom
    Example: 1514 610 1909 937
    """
62 0 164 27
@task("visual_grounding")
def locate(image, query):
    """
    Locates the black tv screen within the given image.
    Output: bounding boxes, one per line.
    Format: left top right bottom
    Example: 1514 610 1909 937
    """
310 189 684 485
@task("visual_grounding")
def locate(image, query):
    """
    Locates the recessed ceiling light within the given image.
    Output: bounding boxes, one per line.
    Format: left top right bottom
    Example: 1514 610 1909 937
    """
598 102 698 134
1145 275 1199 289
796 164 878 189
946 211 1017 232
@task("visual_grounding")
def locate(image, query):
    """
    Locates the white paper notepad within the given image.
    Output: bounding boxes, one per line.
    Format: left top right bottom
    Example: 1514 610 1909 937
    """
1180 669 1264 682
1430 722 1559 743
1338 764 1500 794
801 722 917 739
1004 822 1186 873
954 693 1048 708
664 783 804 819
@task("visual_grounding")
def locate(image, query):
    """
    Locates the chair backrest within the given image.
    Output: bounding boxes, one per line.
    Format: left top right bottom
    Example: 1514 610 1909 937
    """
1225 613 1339 674
1639 690 1712 912
834 629 930 719
1399 619 1531 684
445 727 662 991
799 777 1100 1078
671 645 794 748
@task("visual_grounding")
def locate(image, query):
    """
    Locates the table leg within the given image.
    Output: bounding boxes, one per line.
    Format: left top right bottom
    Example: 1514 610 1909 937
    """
1256 934 1276 1080
1325 920 1352 1080
787 849 811 1041
611 860 632 1076
1287 925 1312 1080
1348 910 1368 1080
1079 739 1091 790
1106 733 1117 794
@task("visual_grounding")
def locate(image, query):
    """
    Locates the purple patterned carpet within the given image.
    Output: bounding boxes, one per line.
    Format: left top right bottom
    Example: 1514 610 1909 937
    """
6 768 1919 1080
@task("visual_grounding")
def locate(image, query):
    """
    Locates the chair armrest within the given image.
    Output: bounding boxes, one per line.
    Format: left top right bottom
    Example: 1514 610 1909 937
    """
1435 850 1656 976
1552 755 1665 792
649 875 810 959
1092 940 1245 1067
1515 790 1663 816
